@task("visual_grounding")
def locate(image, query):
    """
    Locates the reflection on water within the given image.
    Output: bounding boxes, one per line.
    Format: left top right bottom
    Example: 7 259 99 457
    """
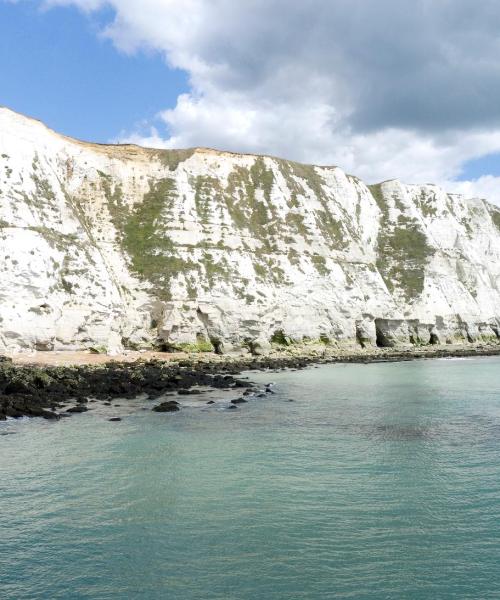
1 357 500 599
368 423 436 440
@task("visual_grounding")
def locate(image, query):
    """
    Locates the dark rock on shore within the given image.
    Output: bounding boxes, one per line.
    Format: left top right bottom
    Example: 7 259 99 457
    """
231 398 247 404
0 358 252 420
3 344 494 422
153 401 180 413
109 417 122 422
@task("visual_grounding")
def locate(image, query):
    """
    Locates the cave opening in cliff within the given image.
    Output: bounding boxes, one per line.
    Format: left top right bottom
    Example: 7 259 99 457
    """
211 339 223 355
375 322 392 348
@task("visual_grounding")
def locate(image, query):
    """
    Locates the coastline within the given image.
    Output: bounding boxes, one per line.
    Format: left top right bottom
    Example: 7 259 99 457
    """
7 341 500 367
2 343 500 421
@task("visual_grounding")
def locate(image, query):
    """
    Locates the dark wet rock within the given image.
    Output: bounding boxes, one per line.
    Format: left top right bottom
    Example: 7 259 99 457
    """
37 410 60 420
206 400 215 404
265 388 275 394
109 417 122 422
231 398 247 404
227 404 238 409
232 381 248 388
4 407 24 418
6 347 493 422
177 389 200 395
4 380 32 395
66 406 88 413
153 401 180 413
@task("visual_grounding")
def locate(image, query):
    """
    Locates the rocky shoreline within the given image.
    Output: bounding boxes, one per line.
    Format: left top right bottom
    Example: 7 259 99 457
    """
2 344 500 421
0 357 253 421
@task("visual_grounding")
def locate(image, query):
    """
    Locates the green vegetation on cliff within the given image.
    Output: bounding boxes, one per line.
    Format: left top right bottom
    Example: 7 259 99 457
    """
154 148 195 171
97 159 439 304
489 205 500 233
370 183 433 303
225 158 277 242
105 177 195 300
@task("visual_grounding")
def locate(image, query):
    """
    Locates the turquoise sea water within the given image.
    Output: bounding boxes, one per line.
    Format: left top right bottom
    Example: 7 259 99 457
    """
2 357 500 599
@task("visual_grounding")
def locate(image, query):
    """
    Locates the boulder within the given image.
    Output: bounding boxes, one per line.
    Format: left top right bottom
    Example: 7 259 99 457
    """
153 401 180 412
66 405 88 413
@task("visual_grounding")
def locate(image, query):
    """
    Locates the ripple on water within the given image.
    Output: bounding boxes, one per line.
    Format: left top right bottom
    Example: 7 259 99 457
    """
2 357 500 599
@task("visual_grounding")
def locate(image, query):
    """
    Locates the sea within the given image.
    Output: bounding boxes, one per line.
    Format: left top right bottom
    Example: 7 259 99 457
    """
1 356 500 599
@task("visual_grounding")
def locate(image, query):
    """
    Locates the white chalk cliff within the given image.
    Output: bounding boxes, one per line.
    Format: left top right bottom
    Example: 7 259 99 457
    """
1 107 500 354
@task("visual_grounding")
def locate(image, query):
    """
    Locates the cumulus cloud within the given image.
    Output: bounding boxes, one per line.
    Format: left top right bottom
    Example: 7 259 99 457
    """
41 0 500 202
448 176 500 206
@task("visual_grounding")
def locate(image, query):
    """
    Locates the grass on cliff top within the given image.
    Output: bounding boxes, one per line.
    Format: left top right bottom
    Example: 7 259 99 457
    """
154 149 196 171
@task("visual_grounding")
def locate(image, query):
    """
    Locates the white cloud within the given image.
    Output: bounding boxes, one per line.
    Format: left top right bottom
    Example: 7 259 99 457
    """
40 0 500 203
448 176 500 207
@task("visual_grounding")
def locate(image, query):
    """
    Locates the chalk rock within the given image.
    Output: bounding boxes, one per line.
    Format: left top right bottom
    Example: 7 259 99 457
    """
1 107 500 354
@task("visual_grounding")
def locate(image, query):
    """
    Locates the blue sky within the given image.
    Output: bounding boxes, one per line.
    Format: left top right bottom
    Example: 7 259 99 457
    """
2 0 500 203
458 154 500 182
0 1 187 142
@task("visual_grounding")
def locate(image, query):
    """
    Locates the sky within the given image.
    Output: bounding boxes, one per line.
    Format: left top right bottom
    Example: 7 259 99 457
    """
2 0 500 204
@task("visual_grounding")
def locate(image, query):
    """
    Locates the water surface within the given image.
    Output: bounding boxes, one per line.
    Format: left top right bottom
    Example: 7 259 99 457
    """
2 357 500 599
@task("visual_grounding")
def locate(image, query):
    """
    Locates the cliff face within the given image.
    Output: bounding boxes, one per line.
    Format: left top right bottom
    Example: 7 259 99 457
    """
1 107 500 354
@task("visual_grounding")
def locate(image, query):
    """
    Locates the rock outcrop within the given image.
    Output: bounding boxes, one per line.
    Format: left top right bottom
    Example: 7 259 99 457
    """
1 107 500 354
